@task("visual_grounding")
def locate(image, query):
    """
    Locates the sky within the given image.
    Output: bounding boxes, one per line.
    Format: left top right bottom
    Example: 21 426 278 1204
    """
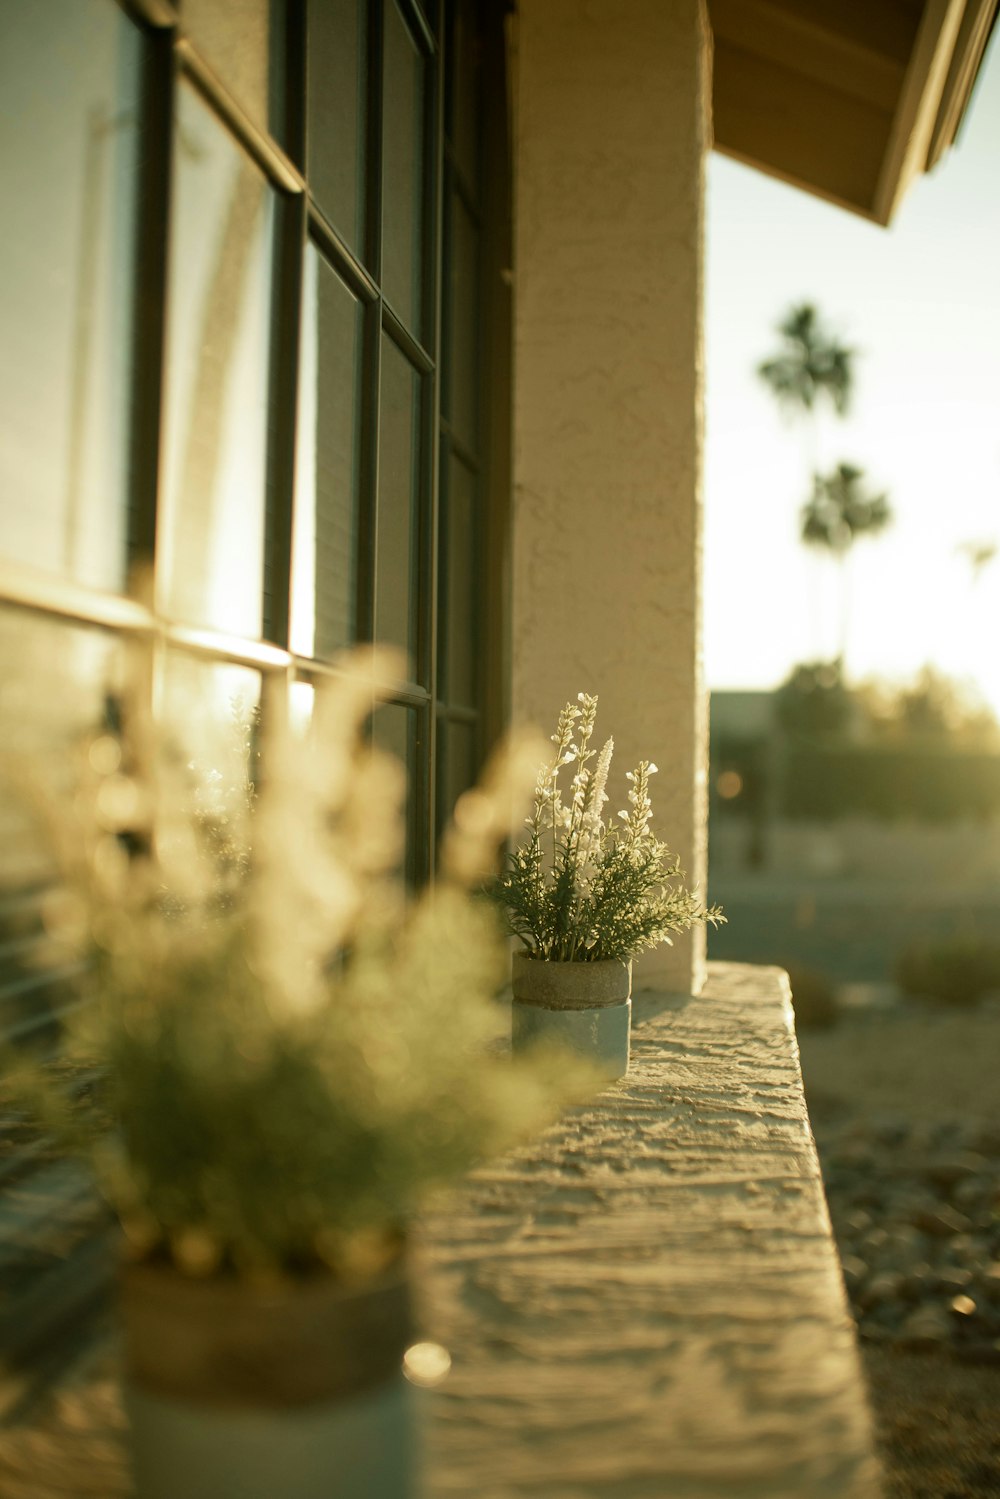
704 26 1000 713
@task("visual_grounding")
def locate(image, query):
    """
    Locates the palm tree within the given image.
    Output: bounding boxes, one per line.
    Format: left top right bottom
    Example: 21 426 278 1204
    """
757 303 855 420
801 462 892 665
957 537 997 585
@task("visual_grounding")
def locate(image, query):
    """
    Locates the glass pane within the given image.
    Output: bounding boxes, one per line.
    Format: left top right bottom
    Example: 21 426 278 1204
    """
0 607 119 1048
183 0 271 129
376 338 421 667
382 0 425 333
308 0 366 252
438 719 477 832
288 677 315 736
291 248 363 660
160 85 274 638
447 192 479 452
373 701 412 778
442 454 478 708
372 702 422 881
161 653 262 803
450 0 480 193
0 0 140 592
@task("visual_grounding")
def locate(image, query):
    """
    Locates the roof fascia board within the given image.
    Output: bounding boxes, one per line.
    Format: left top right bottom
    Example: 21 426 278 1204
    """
872 0 967 224
926 0 999 167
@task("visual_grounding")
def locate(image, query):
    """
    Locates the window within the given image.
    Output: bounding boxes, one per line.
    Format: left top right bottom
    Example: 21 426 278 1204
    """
0 0 141 593
0 0 509 1381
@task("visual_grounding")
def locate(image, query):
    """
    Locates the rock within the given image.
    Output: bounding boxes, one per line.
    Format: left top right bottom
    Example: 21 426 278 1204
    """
839 1255 868 1292
840 1209 874 1238
911 1205 971 1238
850 1185 885 1209
942 1233 982 1264
870 1299 906 1330
858 1272 903 1310
923 1153 992 1190
969 1125 1000 1157
885 1225 927 1258
983 1261 1000 1288
953 1176 993 1210
870 1116 910 1147
819 1107 1000 1370
936 1266 974 1295
861 1226 891 1255
954 1338 1000 1367
831 1142 876 1172
896 1305 952 1352
898 1265 937 1304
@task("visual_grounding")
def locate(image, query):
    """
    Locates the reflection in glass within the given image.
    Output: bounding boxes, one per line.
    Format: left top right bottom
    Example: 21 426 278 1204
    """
0 0 140 591
376 338 420 665
382 0 425 333
373 702 419 879
0 609 118 1048
447 194 480 452
291 249 363 660
183 0 271 129
161 652 261 808
308 0 366 250
450 0 480 193
443 455 477 707
438 718 477 831
160 85 274 638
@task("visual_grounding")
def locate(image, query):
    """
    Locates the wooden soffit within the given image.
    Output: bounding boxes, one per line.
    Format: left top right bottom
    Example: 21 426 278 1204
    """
709 0 998 225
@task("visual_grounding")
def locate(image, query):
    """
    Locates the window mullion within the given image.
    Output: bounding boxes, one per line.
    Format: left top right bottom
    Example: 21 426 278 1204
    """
262 192 307 649
127 24 175 577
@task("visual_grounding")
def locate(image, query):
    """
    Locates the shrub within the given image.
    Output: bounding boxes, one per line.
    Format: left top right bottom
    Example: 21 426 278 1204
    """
492 694 723 962
896 936 1000 1008
784 964 839 1029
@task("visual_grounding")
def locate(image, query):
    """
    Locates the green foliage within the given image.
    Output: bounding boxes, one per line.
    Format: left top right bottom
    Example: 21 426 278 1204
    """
775 660 856 741
773 663 999 751
3 650 590 1280
491 695 723 963
867 667 1000 748
757 303 855 417
781 743 1000 822
783 964 838 1030
896 935 1000 1008
800 462 891 557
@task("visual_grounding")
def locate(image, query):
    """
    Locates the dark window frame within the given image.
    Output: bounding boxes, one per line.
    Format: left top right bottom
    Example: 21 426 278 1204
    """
0 0 508 886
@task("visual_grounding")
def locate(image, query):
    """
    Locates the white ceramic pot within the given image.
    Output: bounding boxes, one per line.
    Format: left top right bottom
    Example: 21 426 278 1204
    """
510 952 631 1079
121 1255 415 1499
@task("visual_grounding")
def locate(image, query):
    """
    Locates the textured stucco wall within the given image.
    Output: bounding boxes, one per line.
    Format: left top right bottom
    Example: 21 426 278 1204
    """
511 0 712 993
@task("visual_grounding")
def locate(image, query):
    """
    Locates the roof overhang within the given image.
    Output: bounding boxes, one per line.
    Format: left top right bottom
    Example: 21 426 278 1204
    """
709 0 998 225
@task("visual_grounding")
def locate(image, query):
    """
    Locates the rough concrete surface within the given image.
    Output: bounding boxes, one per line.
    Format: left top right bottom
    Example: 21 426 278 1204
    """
420 962 882 1498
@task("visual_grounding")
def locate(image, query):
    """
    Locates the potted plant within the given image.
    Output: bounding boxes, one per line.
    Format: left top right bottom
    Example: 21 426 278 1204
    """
4 648 581 1499
493 694 723 1079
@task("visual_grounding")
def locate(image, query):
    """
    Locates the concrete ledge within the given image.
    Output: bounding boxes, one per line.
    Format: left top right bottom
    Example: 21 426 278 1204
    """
420 961 882 1498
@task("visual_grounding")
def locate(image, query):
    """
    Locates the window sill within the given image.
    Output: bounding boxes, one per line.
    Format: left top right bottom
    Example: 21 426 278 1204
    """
418 961 882 1498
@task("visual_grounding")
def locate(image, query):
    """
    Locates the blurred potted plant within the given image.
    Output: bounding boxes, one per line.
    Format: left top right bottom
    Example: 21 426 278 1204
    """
492 694 723 1079
5 649 577 1499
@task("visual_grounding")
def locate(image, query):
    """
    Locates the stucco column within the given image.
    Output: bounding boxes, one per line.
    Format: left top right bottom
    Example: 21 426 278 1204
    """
510 0 712 992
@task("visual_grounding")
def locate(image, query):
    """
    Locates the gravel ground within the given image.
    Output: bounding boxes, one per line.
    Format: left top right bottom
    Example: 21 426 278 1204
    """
798 1001 1000 1498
